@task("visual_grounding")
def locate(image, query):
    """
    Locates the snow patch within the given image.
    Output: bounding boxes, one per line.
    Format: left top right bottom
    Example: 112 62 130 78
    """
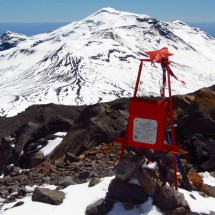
39 136 65 158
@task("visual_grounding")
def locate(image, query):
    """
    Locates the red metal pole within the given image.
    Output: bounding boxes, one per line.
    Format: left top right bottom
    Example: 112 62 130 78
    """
162 70 166 98
133 60 143 97
133 59 151 97
166 65 177 147
119 144 126 159
167 64 178 190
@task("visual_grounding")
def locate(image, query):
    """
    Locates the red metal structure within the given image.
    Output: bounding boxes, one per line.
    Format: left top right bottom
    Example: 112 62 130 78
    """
115 47 182 189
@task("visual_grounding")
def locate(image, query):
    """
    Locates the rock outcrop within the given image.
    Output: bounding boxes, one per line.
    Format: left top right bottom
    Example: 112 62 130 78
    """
0 85 215 213
0 85 215 174
86 151 191 214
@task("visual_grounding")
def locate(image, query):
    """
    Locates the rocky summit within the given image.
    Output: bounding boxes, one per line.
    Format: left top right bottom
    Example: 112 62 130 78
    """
0 84 214 213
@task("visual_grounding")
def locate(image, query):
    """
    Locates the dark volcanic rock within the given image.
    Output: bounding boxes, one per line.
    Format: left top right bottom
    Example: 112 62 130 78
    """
32 187 65 205
0 142 120 204
163 206 191 215
108 178 148 204
114 151 145 181
12 115 73 166
85 197 115 215
174 85 215 137
58 176 76 188
153 186 190 212
48 102 128 162
22 151 45 169
0 103 84 146
0 85 214 172
12 201 24 208
0 85 214 186
202 184 215 198
88 177 102 187
0 138 13 175
182 135 215 172
200 154 215 171
136 168 159 196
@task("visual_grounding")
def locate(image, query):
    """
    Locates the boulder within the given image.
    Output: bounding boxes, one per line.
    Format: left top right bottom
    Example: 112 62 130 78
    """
108 178 148 204
85 197 115 215
114 151 145 181
191 138 215 169
181 134 215 172
4 166 22 177
48 102 128 162
187 172 203 190
58 176 76 188
202 184 215 198
88 178 102 187
131 148 175 185
200 154 215 171
0 138 13 175
12 115 73 166
174 86 215 137
136 168 159 196
22 151 45 169
32 187 65 205
153 186 190 212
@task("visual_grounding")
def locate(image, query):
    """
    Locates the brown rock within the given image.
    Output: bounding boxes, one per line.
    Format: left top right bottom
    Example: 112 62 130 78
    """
32 187 65 205
34 161 55 173
136 168 159 196
114 151 145 181
153 186 190 212
23 151 45 168
202 184 215 198
88 177 101 187
187 172 203 190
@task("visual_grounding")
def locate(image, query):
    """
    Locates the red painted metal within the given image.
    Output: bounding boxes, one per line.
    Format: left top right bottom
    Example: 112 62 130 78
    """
127 97 169 151
167 65 178 190
145 47 174 62
133 59 151 97
115 48 180 189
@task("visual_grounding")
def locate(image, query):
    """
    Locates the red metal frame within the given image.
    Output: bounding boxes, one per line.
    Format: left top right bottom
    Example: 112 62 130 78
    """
115 58 179 189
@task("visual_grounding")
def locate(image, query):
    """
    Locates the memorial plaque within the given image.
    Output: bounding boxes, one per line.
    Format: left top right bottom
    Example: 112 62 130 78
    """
133 118 158 144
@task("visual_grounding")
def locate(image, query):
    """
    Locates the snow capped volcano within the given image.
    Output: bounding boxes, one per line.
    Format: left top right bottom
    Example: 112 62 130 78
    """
0 7 215 116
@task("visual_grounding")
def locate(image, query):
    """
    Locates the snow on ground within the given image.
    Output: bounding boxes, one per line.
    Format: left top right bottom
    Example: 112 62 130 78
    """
179 188 215 214
199 172 215 186
0 175 215 215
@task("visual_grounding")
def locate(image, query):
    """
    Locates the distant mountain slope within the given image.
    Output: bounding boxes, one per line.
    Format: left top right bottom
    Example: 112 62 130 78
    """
0 7 215 116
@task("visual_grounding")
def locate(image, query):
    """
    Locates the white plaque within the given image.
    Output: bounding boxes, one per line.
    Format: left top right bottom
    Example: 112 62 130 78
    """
133 118 157 144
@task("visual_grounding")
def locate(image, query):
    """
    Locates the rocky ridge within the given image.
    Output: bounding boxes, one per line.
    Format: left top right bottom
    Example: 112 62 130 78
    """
0 84 215 213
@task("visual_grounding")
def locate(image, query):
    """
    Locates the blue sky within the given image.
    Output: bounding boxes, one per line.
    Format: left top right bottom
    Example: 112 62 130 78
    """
0 0 215 23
